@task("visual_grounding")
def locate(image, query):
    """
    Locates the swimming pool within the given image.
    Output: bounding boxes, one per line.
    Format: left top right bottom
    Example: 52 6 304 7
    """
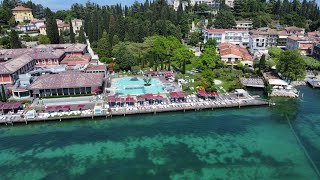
114 77 166 95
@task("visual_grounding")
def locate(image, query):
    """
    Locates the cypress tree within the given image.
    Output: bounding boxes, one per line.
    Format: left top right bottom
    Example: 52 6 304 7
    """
69 19 75 43
59 30 65 44
78 26 86 43
1 85 6 102
10 29 22 48
45 8 59 44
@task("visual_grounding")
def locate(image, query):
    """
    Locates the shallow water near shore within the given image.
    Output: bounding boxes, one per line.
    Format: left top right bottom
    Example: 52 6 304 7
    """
0 86 319 179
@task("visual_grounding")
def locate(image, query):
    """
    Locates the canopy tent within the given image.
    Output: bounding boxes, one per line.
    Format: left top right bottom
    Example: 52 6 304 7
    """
177 91 187 98
144 93 155 99
77 104 85 109
169 92 178 98
198 90 207 97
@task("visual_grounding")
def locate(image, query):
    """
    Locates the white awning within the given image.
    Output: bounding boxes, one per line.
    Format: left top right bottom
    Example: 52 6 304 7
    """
268 79 288 86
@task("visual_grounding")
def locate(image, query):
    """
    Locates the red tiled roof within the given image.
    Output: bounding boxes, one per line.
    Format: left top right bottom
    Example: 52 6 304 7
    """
219 43 253 61
144 93 154 99
87 64 106 71
12 6 32 11
61 55 91 66
28 73 104 90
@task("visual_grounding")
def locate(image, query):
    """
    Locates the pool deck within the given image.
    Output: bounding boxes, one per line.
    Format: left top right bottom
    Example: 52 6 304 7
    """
107 76 181 96
0 97 271 125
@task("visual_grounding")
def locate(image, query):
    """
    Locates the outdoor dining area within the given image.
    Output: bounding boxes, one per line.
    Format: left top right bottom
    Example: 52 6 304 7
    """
107 93 170 107
0 102 23 114
197 90 219 99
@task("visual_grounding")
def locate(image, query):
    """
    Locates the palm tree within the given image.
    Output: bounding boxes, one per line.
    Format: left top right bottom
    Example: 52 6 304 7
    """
143 78 152 86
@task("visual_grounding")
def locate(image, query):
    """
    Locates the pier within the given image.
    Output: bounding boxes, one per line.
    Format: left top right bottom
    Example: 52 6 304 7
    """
239 78 265 88
0 98 270 125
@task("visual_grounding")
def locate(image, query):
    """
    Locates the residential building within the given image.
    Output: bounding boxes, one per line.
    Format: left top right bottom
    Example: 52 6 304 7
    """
173 0 219 13
39 19 70 35
312 42 320 60
204 29 249 47
277 30 288 49
286 36 318 56
11 5 33 23
16 24 37 32
219 43 253 67
0 44 89 85
60 55 91 67
28 72 104 97
234 20 253 30
173 0 188 11
249 28 278 54
0 53 36 85
71 19 83 34
31 48 66 68
284 26 305 35
30 18 46 29
225 0 234 8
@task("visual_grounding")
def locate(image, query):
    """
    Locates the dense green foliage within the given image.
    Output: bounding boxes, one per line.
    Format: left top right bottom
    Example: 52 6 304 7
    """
9 29 21 48
45 8 60 44
302 56 320 70
38 35 50 44
277 50 306 81
214 10 236 29
233 0 320 30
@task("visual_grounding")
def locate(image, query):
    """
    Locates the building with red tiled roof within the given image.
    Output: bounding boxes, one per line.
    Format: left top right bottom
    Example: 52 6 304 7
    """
11 6 33 23
204 28 249 47
284 26 305 35
286 36 319 56
0 44 89 85
219 43 253 67
61 55 91 66
28 73 104 97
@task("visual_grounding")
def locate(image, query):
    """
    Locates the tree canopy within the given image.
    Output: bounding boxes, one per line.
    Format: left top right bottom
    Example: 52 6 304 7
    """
277 50 306 81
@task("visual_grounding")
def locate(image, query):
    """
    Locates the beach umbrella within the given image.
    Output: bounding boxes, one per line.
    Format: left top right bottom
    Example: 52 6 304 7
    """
55 106 62 110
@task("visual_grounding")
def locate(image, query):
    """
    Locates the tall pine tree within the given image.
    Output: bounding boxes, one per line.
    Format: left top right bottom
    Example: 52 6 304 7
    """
78 26 86 43
45 8 59 44
69 19 75 43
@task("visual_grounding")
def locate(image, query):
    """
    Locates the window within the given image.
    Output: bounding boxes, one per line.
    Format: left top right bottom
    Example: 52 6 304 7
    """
48 59 52 64
42 59 45 64
228 58 232 62
235 58 239 62
54 59 58 64
36 60 39 64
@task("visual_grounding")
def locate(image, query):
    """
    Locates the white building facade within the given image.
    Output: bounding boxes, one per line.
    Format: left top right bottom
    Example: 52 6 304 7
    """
204 29 249 47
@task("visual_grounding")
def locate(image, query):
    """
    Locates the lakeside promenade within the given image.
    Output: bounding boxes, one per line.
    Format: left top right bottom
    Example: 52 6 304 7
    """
0 97 270 125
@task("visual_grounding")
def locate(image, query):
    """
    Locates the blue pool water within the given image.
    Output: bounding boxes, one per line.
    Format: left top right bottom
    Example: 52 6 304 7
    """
115 77 165 95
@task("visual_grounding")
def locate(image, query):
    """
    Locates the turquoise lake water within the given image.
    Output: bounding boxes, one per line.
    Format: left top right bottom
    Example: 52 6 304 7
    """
0 86 320 179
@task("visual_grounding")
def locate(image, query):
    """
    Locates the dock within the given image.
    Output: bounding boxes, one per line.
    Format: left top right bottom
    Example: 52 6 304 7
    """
0 98 271 125
305 77 320 88
239 78 265 88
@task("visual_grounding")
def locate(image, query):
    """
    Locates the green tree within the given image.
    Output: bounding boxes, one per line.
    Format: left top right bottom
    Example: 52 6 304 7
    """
204 39 217 49
214 10 236 29
189 32 200 46
59 30 65 44
38 35 50 44
259 54 266 72
277 50 306 81
10 30 21 48
69 19 75 43
78 26 86 43
97 31 109 58
112 35 120 46
114 42 137 70
8 16 16 27
1 84 6 102
171 46 193 74
45 8 60 44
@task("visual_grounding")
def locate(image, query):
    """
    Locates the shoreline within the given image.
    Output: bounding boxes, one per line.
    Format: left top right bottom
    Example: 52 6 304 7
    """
0 98 271 126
